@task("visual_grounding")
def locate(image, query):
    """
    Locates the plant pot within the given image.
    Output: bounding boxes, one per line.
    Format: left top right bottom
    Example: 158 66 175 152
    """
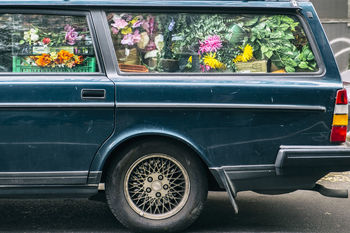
143 57 157 69
116 48 140 65
235 60 267 73
118 64 149 73
160 58 179 72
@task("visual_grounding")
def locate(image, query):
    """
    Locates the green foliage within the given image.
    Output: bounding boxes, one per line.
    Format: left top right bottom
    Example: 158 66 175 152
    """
248 15 316 72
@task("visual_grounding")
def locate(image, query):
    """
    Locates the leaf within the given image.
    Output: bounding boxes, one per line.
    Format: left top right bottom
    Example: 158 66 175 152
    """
255 22 266 30
265 50 273 58
307 52 315 61
285 66 295 73
285 32 295 40
270 31 284 39
261 45 269 53
298 61 309 69
245 16 259 27
19 40 25 45
285 58 297 67
280 23 289 31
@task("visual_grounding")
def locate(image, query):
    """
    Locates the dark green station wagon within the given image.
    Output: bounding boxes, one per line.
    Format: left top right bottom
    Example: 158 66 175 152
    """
0 0 348 232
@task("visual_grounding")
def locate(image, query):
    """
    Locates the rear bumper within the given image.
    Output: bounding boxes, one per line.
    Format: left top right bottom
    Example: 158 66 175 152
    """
276 144 350 175
210 144 350 193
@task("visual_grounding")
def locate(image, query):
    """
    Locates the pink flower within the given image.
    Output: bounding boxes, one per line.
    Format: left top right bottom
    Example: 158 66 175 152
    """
132 30 141 43
200 64 211 72
198 35 222 54
111 27 119 35
143 16 155 35
120 30 142 46
121 34 134 46
111 18 128 29
142 21 149 33
133 19 144 28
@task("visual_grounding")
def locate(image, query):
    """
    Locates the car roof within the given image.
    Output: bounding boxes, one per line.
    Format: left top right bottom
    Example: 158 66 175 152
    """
0 0 310 8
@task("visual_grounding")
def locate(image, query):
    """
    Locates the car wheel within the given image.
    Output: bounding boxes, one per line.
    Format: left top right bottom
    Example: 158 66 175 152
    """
105 139 208 233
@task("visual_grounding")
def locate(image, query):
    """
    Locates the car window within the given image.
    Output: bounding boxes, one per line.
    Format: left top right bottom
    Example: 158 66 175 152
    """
107 12 318 74
0 13 98 73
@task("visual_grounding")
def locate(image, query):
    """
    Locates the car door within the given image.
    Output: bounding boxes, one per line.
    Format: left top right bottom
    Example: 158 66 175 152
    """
0 10 114 185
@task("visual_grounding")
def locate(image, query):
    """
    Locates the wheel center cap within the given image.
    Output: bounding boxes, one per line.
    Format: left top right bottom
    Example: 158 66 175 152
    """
151 181 162 191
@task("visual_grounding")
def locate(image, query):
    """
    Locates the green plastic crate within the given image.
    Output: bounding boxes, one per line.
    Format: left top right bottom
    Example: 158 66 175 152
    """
12 56 96 73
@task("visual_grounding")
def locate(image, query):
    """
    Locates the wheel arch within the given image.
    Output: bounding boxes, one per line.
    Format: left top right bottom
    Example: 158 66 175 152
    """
92 130 221 191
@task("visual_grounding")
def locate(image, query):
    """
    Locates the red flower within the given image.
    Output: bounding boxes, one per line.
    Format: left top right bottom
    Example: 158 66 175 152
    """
42 37 51 45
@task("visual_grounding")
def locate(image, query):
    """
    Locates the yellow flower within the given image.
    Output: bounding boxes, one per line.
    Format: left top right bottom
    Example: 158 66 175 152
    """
121 27 132 35
233 44 254 63
233 55 243 63
188 56 192 63
129 17 139 25
203 53 225 69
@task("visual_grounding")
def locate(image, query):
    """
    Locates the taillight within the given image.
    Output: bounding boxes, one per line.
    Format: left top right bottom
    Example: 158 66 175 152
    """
330 89 348 143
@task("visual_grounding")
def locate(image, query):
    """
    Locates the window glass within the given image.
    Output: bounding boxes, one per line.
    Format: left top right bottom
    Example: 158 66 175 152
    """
0 14 97 73
107 12 318 74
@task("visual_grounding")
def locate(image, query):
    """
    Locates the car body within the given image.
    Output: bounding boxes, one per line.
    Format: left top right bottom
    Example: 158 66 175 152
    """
0 0 349 232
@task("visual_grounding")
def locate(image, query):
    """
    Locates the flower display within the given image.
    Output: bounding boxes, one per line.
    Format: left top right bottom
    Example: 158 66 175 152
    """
233 44 254 63
199 35 223 55
30 50 84 68
108 12 316 74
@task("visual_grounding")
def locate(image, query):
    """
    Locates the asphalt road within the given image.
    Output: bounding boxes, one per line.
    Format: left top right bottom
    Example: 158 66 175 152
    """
0 173 350 233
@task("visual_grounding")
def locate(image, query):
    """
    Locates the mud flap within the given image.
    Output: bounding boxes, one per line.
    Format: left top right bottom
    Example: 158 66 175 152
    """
218 169 239 214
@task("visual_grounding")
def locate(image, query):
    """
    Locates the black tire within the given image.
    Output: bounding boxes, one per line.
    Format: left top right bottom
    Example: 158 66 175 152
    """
105 139 208 233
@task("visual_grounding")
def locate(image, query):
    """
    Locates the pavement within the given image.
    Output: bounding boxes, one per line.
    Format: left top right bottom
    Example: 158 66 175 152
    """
0 172 349 232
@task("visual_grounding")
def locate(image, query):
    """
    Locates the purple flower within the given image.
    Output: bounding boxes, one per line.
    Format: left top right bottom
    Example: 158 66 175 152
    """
64 24 73 32
65 25 79 45
145 41 156 51
168 17 175 31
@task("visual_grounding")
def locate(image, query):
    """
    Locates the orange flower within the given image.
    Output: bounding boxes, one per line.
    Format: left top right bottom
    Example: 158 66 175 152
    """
35 54 52 67
57 50 74 62
74 56 84 65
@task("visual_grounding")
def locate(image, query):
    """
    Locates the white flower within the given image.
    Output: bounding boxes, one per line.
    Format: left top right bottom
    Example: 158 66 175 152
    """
31 34 39 42
155 34 164 51
125 48 130 57
144 50 159 59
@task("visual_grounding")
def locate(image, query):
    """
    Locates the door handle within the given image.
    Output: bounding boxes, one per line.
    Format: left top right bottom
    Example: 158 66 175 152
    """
81 89 106 99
